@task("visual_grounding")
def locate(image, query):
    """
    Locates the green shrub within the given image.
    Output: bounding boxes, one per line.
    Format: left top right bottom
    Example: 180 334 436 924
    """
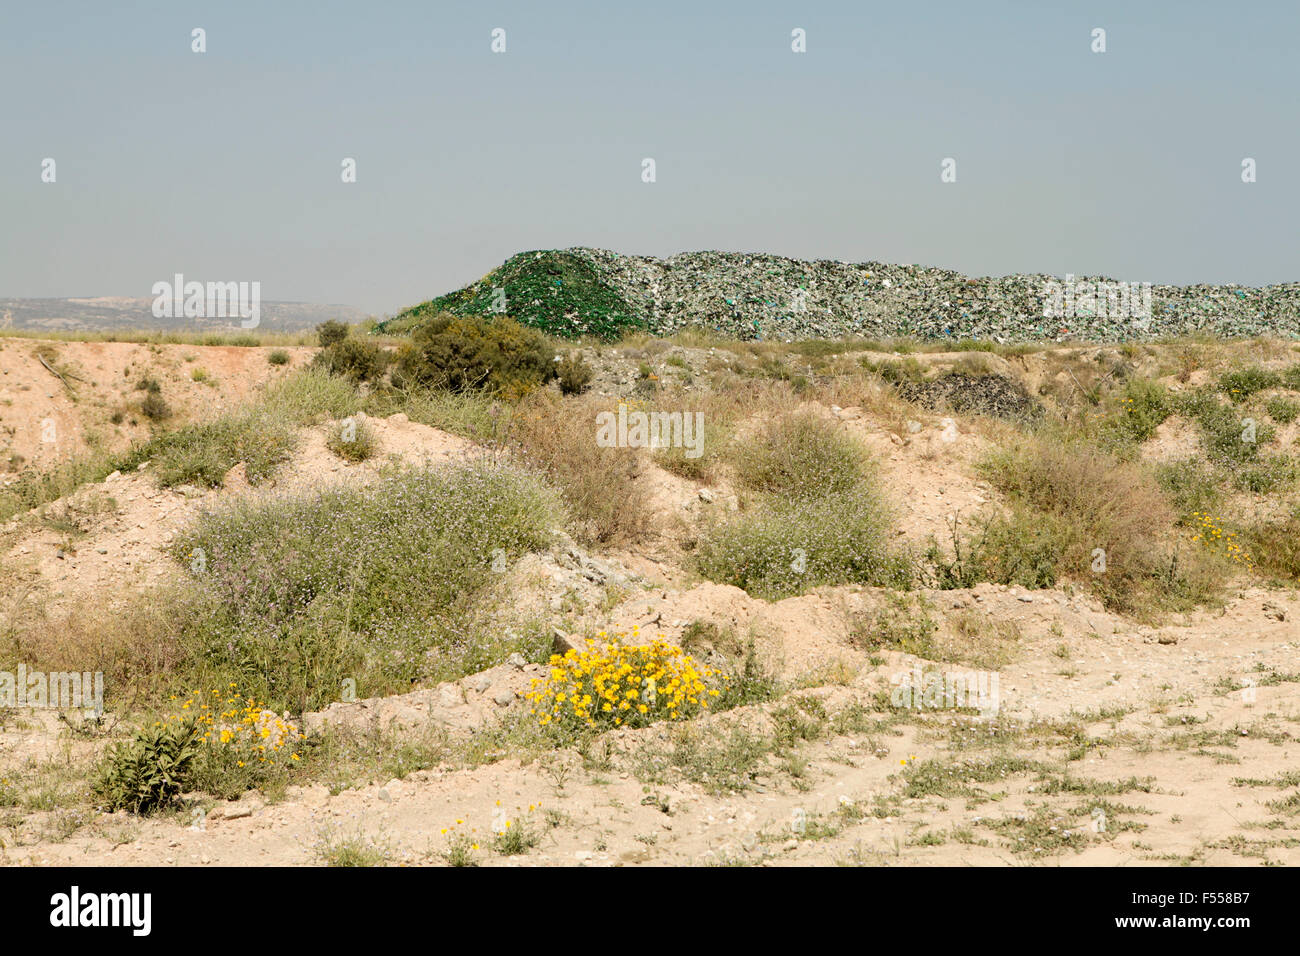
1156 459 1223 518
136 376 161 393
268 349 291 366
170 462 559 709
263 367 362 423
91 720 201 814
923 512 1066 592
311 337 390 383
557 352 594 396
1180 388 1274 465
1231 456 1298 494
1265 396 1299 424
1101 378 1172 445
317 320 349 348
730 412 866 499
1218 366 1279 403
696 489 910 599
140 390 171 421
132 410 296 487
393 314 556 397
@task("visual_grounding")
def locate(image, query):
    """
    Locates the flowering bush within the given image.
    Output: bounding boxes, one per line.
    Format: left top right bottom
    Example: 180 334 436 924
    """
166 685 306 800
1189 511 1253 569
527 632 724 732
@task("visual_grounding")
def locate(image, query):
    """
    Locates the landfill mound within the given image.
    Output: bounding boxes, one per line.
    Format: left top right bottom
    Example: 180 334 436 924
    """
893 372 1045 422
380 248 1300 342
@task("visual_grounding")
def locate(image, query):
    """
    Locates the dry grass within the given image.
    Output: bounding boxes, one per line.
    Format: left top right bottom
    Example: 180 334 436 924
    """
504 390 650 545
0 574 184 704
976 436 1226 615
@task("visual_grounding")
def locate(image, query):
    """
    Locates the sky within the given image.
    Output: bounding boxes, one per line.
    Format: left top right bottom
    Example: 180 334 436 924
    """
1 0 1296 315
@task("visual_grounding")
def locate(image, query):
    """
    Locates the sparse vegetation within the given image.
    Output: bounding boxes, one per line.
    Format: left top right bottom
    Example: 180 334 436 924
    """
169 462 560 710
326 416 379 462
3 331 1298 867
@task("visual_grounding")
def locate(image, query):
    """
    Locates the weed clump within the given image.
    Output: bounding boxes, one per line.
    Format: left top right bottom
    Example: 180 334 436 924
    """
557 352 594 395
505 391 648 545
326 416 379 462
930 438 1225 615
731 412 866 498
91 720 201 814
1218 366 1279 402
139 390 171 421
699 411 908 597
171 462 560 710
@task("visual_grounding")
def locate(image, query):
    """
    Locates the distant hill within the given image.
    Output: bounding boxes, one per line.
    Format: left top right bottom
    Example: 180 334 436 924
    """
380 248 1300 343
0 298 369 335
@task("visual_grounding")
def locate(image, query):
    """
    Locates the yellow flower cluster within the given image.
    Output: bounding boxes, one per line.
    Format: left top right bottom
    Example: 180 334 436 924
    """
526 633 724 731
1189 511 1254 569
162 684 305 764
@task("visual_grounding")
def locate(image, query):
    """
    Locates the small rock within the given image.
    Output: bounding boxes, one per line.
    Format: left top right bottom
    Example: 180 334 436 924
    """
552 628 586 656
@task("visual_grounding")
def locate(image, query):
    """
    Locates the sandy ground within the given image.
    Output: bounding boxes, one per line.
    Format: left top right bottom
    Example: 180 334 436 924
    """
0 341 1298 867
0 338 312 473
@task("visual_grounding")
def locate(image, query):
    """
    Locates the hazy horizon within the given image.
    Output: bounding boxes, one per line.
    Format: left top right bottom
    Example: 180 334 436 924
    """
3 0 1297 315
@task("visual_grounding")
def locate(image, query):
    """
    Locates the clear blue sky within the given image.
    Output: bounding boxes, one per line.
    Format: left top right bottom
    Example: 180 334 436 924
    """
1 0 1296 314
